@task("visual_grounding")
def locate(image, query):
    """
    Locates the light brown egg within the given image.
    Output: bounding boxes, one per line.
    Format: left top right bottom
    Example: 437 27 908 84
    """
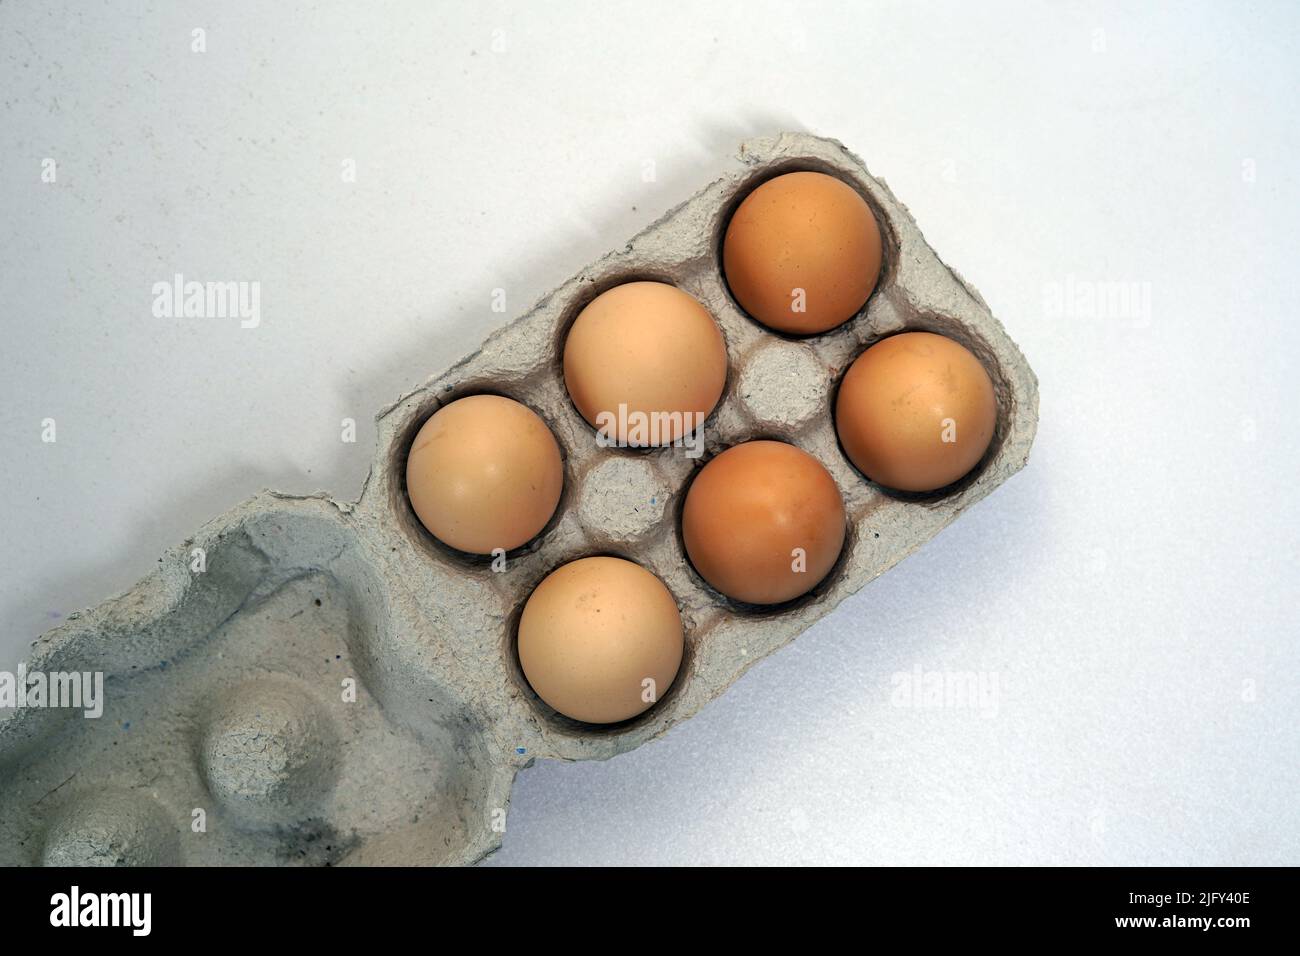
682 440 846 605
563 281 728 445
517 556 683 724
405 394 563 554
835 331 998 493
723 171 883 335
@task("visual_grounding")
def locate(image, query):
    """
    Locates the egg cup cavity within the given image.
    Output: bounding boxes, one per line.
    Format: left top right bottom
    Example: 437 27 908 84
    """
389 389 574 573
712 157 900 343
829 318 1011 503
502 550 695 737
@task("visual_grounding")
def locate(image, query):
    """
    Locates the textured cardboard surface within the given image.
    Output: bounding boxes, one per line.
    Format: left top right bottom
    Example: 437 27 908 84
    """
0 133 1037 865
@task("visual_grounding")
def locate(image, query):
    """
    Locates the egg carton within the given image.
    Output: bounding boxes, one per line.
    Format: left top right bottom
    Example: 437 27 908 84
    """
0 132 1039 866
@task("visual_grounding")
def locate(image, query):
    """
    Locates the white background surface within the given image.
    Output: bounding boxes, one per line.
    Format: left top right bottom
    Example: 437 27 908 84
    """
2 1 1296 865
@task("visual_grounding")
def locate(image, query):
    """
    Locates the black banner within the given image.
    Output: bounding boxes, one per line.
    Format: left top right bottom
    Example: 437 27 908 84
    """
0 866 1286 943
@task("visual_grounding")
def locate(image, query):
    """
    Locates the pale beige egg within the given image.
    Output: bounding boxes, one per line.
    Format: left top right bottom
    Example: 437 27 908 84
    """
563 281 727 445
518 556 683 724
405 394 563 554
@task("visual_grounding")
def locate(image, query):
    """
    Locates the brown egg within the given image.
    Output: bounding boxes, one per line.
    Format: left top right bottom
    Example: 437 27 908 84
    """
723 171 883 335
405 394 563 554
682 441 846 605
563 281 728 445
518 556 683 724
836 332 998 493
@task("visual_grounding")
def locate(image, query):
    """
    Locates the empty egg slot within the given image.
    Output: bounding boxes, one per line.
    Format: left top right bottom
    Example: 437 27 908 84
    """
502 548 696 738
828 318 1012 503
711 157 901 342
387 388 575 573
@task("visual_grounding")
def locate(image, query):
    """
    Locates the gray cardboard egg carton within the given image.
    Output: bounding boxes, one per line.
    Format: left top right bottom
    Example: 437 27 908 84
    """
0 132 1038 866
